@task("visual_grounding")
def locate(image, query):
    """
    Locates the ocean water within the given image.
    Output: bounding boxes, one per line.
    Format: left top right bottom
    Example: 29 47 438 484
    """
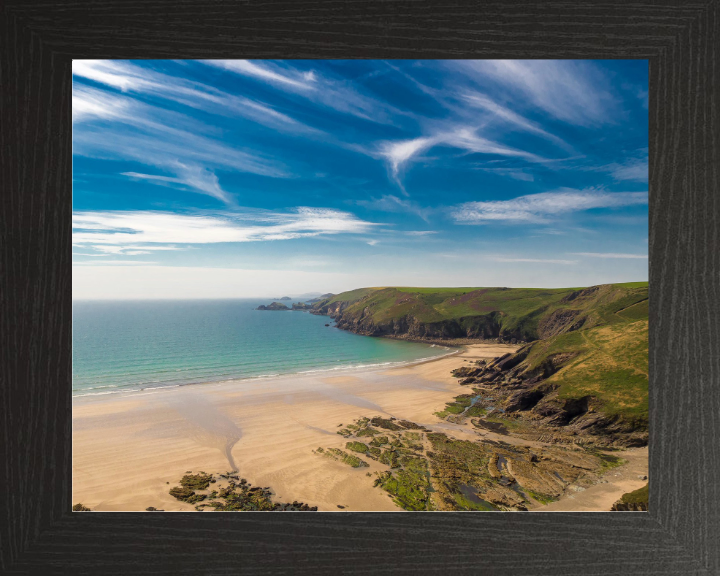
72 299 453 397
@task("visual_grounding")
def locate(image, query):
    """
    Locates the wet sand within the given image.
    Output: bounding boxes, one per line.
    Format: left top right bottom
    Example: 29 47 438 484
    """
72 342 647 512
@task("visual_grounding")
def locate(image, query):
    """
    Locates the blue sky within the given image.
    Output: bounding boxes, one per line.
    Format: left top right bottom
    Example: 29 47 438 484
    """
72 59 648 299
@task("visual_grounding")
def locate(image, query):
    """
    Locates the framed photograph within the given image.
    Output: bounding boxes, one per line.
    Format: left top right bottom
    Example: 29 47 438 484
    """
2 1 718 574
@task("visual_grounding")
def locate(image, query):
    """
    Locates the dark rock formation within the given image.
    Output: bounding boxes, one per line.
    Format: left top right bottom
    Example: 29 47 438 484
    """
537 309 586 339
256 302 289 311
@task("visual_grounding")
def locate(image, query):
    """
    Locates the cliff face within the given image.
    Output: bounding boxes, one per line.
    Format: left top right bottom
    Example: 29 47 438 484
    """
334 310 508 341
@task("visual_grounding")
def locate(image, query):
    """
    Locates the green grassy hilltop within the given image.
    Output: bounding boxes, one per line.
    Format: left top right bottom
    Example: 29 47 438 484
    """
315 282 647 342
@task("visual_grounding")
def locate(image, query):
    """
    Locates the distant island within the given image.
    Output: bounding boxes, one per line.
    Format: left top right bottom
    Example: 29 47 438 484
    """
256 302 289 311
256 301 315 311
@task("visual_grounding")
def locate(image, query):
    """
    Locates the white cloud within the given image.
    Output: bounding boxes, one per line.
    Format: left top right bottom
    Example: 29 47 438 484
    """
72 209 379 252
461 92 570 149
72 85 289 203
123 164 228 203
83 244 185 256
381 137 436 179
356 194 430 221
72 85 130 122
442 129 542 161
205 60 315 90
491 257 577 264
72 260 160 265
475 167 535 182
378 128 543 189
452 190 648 224
73 60 313 133
460 60 615 126
571 252 648 259
609 158 648 182
203 60 407 126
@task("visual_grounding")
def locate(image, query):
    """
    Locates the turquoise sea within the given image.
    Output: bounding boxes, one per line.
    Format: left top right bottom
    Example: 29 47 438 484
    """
72 300 453 397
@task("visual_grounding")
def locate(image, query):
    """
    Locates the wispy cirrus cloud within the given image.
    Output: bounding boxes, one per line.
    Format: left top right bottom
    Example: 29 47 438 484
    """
72 85 289 203
205 60 316 90
571 252 648 259
122 165 227 202
73 60 315 133
461 92 570 150
458 60 616 126
608 158 648 182
72 208 379 254
356 194 431 221
73 260 160 265
473 166 535 182
452 189 648 224
203 60 408 125
491 257 578 264
378 128 544 191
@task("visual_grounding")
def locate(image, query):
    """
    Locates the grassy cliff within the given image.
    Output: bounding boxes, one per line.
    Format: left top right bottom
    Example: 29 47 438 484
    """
314 282 647 342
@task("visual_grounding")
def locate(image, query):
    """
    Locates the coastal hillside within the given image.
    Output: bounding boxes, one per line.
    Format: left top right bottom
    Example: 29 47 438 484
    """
311 283 647 343
313 283 649 446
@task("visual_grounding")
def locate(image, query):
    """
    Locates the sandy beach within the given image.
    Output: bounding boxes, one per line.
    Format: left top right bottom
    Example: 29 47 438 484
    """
72 343 647 512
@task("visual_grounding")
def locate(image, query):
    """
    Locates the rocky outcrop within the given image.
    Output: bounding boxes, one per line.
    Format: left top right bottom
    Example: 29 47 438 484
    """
311 299 351 317
537 309 586 339
256 302 289 311
560 285 600 304
447 348 647 448
291 302 313 310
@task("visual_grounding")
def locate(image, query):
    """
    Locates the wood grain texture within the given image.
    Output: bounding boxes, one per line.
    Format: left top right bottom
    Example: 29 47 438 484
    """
1 1 718 574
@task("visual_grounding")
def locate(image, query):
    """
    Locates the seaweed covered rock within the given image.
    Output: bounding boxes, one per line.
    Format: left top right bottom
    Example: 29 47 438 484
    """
180 473 213 490
170 471 317 512
370 417 403 431
169 486 195 501
322 447 369 468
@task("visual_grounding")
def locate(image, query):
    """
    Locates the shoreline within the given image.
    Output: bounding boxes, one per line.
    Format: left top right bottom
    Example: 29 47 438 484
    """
72 343 461 399
72 341 646 512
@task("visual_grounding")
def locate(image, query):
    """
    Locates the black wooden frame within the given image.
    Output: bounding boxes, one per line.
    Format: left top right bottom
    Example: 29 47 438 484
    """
1 1 718 574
